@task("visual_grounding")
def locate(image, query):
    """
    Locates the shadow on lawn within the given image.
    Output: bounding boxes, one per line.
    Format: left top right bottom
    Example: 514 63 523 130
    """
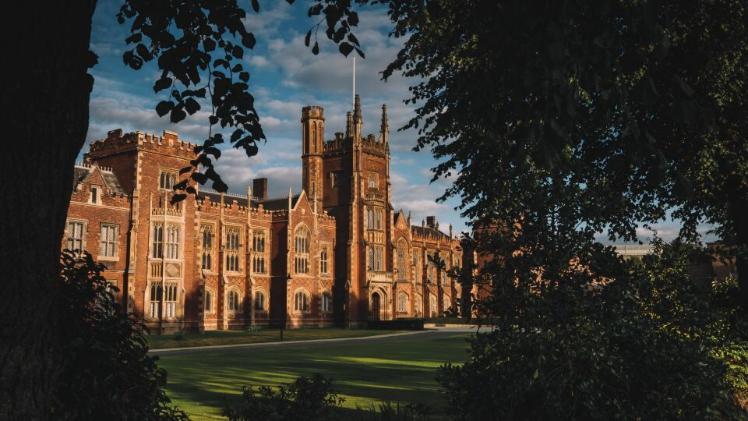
158 332 470 417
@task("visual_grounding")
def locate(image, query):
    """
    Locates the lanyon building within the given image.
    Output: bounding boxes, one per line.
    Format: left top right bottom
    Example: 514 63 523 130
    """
64 95 463 331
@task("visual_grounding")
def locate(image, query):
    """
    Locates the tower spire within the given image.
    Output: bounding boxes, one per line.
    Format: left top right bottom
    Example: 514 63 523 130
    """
352 55 356 111
353 94 362 140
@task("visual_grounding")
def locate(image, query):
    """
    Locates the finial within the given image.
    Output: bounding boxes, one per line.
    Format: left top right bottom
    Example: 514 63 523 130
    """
288 186 293 210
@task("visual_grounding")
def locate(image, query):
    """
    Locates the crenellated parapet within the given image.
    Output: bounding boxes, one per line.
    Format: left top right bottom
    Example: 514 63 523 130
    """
88 128 199 161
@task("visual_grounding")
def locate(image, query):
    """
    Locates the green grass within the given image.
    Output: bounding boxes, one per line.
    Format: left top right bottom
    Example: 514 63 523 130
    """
157 331 472 420
148 328 405 350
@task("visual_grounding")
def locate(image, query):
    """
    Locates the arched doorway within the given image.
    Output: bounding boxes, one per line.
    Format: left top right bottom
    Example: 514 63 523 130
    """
371 292 381 320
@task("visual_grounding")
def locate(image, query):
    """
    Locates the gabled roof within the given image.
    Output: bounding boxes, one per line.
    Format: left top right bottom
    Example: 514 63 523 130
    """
411 225 450 240
261 194 301 210
72 164 126 195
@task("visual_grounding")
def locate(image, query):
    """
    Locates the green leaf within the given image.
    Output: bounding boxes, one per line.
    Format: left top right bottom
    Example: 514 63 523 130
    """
251 0 260 13
312 41 319 55
305 30 311 47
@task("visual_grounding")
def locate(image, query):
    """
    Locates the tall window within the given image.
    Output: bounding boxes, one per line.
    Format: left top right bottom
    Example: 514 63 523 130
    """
205 290 213 313
99 224 117 258
398 292 408 313
368 246 383 271
294 290 309 312
226 227 241 272
166 225 179 259
430 295 438 318
367 207 383 230
252 230 266 273
228 290 240 312
159 171 176 190
152 223 163 258
149 284 161 318
322 293 332 313
66 220 85 251
397 241 406 281
412 248 420 282
164 283 177 318
368 173 378 189
320 247 329 275
294 226 310 274
426 253 434 283
201 225 212 270
90 186 99 204
375 209 383 229
254 291 265 311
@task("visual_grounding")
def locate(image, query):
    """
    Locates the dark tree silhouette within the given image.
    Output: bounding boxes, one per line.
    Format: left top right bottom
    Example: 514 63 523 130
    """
0 1 366 419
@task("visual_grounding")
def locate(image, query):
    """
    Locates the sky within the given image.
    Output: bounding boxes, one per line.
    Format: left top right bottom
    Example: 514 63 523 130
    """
86 1 713 244
87 0 467 234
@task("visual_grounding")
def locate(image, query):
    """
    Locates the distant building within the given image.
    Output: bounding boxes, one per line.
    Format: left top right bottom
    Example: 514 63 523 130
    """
64 95 463 331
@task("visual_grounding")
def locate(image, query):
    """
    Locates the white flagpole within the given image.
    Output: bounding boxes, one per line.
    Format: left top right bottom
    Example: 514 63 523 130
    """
352 55 356 110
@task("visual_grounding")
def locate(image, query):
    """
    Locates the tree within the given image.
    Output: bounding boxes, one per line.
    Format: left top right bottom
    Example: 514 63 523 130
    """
53 251 189 420
381 0 748 304
0 1 367 419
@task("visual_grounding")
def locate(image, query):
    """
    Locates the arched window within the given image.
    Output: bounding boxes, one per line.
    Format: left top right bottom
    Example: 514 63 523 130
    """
226 227 241 272
254 291 265 311
430 294 438 318
201 225 212 270
294 290 309 312
159 171 176 190
398 292 408 313
322 292 332 313
367 247 375 271
204 289 213 313
367 208 374 229
252 230 266 273
320 247 328 275
397 240 407 281
228 290 240 312
294 226 310 274
151 223 163 258
375 209 383 229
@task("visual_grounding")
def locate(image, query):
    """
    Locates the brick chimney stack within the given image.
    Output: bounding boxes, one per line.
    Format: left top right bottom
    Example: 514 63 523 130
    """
426 216 437 228
252 178 268 201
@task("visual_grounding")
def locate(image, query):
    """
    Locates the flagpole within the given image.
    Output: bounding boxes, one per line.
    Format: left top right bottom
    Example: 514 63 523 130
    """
352 55 356 110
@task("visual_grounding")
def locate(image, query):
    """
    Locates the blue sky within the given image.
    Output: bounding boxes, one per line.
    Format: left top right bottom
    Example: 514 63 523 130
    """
87 0 712 243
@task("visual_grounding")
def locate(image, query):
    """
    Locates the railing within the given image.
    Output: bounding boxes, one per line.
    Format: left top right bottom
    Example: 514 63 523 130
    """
367 271 393 284
151 207 182 217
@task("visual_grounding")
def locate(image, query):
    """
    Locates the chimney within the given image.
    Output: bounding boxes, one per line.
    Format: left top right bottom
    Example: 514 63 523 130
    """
426 216 436 229
252 178 268 201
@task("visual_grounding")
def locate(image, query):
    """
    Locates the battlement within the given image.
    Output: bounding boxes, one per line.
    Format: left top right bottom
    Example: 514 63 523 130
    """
301 105 324 120
88 128 199 160
361 133 388 156
75 161 113 173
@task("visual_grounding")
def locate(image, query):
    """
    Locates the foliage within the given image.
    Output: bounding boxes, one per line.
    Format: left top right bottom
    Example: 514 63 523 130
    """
117 0 366 200
51 250 188 421
224 373 344 421
224 373 435 421
354 402 432 421
439 242 747 420
381 0 748 297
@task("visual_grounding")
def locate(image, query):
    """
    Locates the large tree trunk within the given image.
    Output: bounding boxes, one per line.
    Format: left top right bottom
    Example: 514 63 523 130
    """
0 2 97 419
728 192 748 309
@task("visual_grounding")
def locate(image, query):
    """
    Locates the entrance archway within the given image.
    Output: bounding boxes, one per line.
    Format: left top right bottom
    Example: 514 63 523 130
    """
371 292 381 320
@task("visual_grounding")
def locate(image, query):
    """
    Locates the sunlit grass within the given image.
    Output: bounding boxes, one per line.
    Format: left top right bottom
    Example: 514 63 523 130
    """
157 331 471 420
148 327 406 349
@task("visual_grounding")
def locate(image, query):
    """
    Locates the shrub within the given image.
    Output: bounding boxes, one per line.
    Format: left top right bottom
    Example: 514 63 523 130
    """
439 241 747 420
224 374 344 421
51 251 187 420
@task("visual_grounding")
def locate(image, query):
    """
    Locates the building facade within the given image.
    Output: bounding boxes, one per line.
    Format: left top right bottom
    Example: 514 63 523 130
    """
64 96 463 331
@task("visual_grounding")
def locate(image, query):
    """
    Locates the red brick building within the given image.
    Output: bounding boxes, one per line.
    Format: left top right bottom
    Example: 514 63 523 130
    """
64 95 463 331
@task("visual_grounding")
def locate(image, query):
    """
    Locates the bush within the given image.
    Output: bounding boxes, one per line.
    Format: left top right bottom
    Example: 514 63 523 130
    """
224 374 434 421
224 374 344 421
51 251 187 420
439 241 747 420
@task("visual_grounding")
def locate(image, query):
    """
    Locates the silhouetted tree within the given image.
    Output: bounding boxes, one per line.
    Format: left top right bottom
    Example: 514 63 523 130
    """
0 1 366 419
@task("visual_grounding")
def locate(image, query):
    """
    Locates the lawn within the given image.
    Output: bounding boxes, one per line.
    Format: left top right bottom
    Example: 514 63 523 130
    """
156 331 472 420
148 327 404 350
